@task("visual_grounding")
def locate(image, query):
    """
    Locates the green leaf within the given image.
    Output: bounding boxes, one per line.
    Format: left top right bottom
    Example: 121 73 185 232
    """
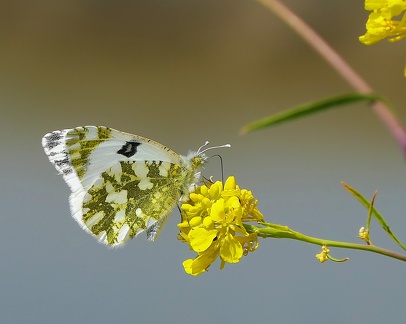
241 93 385 134
342 182 406 251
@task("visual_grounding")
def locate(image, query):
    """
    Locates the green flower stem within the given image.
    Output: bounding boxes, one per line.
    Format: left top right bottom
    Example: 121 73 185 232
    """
244 223 406 262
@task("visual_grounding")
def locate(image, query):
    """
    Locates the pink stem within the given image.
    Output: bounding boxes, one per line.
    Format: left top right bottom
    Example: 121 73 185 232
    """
257 0 406 154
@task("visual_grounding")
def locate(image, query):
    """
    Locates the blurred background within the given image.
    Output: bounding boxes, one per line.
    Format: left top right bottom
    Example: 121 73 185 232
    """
1 0 406 323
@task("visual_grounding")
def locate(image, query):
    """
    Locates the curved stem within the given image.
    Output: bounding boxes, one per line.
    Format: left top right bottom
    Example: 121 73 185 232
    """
245 224 406 262
256 0 406 155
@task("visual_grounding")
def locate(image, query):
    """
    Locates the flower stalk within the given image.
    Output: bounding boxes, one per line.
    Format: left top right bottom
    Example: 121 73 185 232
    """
244 223 406 262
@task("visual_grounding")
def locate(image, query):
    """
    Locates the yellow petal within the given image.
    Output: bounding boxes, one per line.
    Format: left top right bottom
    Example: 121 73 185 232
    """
189 228 218 252
224 176 236 190
203 216 214 229
220 233 243 263
225 196 242 222
189 193 201 203
200 185 209 197
201 197 211 209
209 181 223 199
189 216 202 228
183 253 216 276
210 199 226 222
183 259 206 276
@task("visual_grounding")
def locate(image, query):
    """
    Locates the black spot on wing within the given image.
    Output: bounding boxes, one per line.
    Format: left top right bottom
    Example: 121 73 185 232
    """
117 141 141 158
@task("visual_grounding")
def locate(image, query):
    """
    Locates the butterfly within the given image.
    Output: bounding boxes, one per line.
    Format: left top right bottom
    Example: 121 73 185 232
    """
42 126 229 247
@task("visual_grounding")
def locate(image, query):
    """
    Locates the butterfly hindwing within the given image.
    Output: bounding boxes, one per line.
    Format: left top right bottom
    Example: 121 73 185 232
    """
42 126 198 246
79 160 187 245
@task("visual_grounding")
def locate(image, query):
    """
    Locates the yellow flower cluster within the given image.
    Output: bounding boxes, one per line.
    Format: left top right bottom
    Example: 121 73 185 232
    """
178 176 264 276
359 0 406 45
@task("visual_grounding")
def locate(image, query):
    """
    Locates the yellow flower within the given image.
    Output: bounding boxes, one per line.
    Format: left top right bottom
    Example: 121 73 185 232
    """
315 245 330 263
358 227 371 244
178 176 264 276
359 0 406 45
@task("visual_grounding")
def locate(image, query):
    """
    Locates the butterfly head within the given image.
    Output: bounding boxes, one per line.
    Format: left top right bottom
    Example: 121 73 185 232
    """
182 141 231 185
184 141 230 168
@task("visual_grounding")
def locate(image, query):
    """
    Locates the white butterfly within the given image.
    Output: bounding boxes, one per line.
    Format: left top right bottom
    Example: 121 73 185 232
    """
42 126 229 247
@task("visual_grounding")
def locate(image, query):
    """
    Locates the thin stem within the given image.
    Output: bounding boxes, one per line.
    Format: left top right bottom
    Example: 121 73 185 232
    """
245 224 406 262
292 229 406 262
256 0 406 155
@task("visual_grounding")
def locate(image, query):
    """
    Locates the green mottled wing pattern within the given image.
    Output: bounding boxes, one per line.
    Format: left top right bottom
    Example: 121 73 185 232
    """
82 160 187 245
42 126 205 247
65 126 113 180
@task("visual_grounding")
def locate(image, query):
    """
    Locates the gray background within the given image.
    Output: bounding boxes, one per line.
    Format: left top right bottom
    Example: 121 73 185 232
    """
1 1 406 323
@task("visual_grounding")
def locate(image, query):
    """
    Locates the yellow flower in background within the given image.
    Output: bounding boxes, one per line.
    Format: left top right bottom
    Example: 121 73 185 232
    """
178 176 264 276
359 0 406 45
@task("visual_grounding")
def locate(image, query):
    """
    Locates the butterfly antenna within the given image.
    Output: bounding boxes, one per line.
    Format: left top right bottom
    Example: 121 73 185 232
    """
198 142 231 155
196 141 210 155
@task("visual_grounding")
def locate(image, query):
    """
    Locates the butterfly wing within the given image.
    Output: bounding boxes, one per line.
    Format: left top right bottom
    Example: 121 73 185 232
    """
42 126 187 246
